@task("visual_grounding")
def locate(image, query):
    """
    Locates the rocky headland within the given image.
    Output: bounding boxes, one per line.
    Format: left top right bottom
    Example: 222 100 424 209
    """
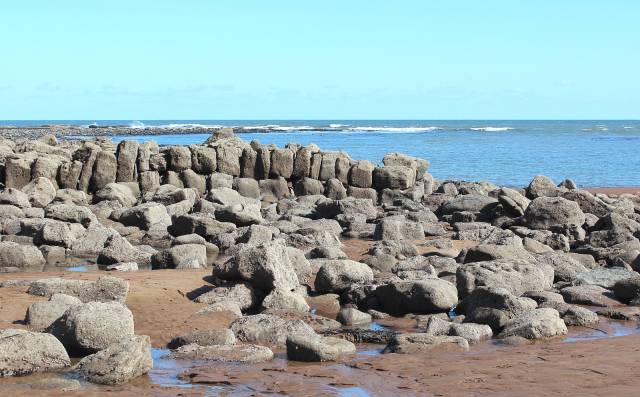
0 129 639 394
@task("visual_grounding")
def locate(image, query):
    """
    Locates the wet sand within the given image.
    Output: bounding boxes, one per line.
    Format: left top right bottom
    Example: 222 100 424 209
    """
2 269 640 396
586 187 640 195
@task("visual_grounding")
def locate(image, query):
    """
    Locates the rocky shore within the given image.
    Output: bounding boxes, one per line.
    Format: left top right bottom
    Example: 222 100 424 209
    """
0 125 314 140
0 130 639 394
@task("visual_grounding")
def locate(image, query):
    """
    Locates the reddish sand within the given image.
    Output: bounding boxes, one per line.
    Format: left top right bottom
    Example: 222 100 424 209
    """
586 187 640 195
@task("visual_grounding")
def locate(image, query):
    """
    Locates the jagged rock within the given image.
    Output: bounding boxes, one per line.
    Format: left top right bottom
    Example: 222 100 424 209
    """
0 241 45 268
45 203 96 226
168 329 236 348
574 268 639 289
27 276 129 303
457 287 538 331
374 216 424 240
425 316 493 343
115 141 139 182
314 259 374 293
22 177 56 208
49 301 134 354
527 175 562 198
261 289 310 312
375 279 458 315
230 314 316 348
90 151 117 191
373 166 416 189
26 293 82 331
98 234 152 265
498 308 567 339
523 196 586 230
385 333 469 354
75 335 151 385
152 244 207 269
286 334 356 362
194 282 258 311
456 259 554 298
560 285 621 307
171 343 273 363
0 330 70 377
539 301 598 326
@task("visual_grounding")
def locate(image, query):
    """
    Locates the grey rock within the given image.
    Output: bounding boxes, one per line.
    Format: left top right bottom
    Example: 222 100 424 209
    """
314 259 374 293
0 331 70 377
168 329 236 348
230 314 316 348
171 343 273 363
286 334 356 362
498 308 567 339
76 335 152 385
375 279 458 315
385 333 469 354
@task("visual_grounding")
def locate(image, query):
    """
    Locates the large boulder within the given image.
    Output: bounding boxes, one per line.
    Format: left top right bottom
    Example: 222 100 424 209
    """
374 279 458 315
440 195 499 215
190 146 217 174
373 166 416 189
22 177 56 208
26 294 82 331
97 235 152 266
457 287 537 331
230 314 316 348
498 308 567 339
194 282 259 311
286 334 356 362
171 343 273 363
90 151 117 192
314 259 374 293
385 333 469 354
374 217 424 240
76 335 152 385
456 259 554 298
0 241 46 268
50 301 135 354
612 277 640 304
523 197 586 231
383 152 429 180
424 316 493 343
28 276 129 303
119 202 171 230
115 140 140 182
527 175 562 198
45 203 96 226
349 160 375 188
94 183 137 207
224 243 300 292
166 146 192 172
0 330 71 377
168 329 236 349
152 244 207 269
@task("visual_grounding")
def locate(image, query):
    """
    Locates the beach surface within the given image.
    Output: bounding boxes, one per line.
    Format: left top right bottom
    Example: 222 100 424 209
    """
2 268 640 396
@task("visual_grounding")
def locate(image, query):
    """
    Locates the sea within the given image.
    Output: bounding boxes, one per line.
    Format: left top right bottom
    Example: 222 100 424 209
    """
3 120 639 188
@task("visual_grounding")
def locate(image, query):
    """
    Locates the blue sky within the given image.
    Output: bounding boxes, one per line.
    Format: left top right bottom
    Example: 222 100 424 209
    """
1 0 638 120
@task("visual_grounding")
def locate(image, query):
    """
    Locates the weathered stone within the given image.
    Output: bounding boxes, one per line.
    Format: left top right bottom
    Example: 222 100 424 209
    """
76 335 152 385
115 141 139 182
90 151 117 192
523 196 586 230
498 308 567 340
373 166 416 190
286 334 356 362
171 343 273 363
385 333 468 354
0 331 70 377
375 279 458 315
166 146 192 172
22 177 56 208
0 241 45 268
168 329 236 348
28 276 129 303
314 259 374 293
231 314 316 348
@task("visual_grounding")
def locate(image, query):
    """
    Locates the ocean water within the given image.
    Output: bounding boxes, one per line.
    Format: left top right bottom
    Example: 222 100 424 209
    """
3 120 640 187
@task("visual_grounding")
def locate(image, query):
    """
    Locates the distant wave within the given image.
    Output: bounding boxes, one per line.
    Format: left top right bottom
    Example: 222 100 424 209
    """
469 127 514 132
346 126 442 133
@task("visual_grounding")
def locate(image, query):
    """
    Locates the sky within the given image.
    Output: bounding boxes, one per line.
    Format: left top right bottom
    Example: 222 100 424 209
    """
0 0 639 120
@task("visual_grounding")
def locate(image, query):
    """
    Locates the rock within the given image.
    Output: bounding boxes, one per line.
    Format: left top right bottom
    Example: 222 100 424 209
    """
261 289 310 312
527 175 562 198
270 148 294 178
215 202 263 226
385 333 469 354
22 177 56 208
375 279 458 315
26 293 82 331
324 178 347 200
373 166 416 189
106 262 139 272
76 335 152 385
456 259 554 298
233 177 260 199
294 177 324 196
0 188 31 208
349 160 375 188
612 277 640 303
286 334 356 362
27 276 129 303
537 251 589 282
70 225 117 255
194 282 258 311
440 195 499 215
50 301 135 354
5 155 35 189
45 203 95 226
336 307 372 325
425 316 493 343
314 259 374 293
374 217 424 240
216 142 243 176
0 331 70 377
457 287 538 331
190 146 217 174
225 243 300 292
168 329 236 348
498 308 567 339
0 241 45 268
230 314 316 348
196 301 243 318
118 202 170 230
152 244 207 269
170 212 235 239
98 234 152 266
94 183 137 207
498 187 531 216
574 268 639 289
115 141 139 182
166 146 192 172
560 285 621 307
171 343 273 363
539 302 599 326
90 151 117 192
523 196 586 230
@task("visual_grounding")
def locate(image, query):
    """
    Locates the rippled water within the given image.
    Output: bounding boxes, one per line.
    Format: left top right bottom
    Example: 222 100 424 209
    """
84 120 640 187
